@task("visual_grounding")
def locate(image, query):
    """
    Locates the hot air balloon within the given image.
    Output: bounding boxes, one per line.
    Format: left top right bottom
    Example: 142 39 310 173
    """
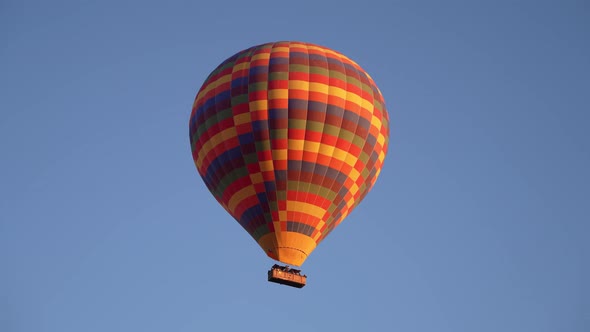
189 41 389 288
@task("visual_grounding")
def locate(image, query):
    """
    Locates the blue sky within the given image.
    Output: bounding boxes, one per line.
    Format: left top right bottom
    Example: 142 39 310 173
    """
1 1 588 331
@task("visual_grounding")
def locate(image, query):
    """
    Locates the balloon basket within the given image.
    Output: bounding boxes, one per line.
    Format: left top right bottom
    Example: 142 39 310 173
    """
267 264 307 288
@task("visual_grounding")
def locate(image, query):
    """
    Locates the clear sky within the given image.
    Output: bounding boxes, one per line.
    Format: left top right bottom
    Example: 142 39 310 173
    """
1 1 588 331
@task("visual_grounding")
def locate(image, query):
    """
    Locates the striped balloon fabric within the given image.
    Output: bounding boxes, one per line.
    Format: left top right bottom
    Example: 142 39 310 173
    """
189 41 389 266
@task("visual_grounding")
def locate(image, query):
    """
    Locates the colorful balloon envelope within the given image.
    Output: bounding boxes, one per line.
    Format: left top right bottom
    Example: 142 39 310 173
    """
189 41 389 266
